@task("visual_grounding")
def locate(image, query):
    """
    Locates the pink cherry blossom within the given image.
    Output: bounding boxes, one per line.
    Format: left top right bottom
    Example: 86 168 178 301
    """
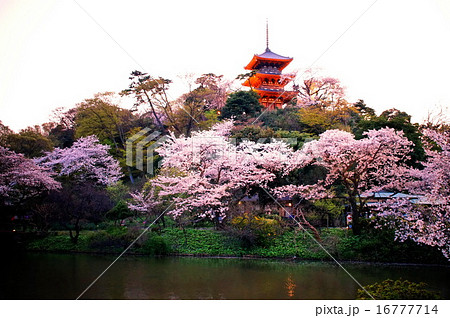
276 128 413 234
297 72 346 109
0 146 60 205
376 129 450 259
35 135 122 185
130 120 295 221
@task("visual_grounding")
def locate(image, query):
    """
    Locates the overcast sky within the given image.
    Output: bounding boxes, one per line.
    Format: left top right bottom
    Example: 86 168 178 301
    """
1 0 449 131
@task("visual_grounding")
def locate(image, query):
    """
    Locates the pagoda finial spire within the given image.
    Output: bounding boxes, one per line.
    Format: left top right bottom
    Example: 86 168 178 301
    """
266 19 269 51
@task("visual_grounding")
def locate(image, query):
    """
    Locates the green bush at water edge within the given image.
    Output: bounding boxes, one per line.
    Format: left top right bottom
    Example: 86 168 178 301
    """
356 279 441 300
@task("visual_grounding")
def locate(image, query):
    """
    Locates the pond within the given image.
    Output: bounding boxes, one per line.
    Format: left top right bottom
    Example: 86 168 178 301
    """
1 253 449 299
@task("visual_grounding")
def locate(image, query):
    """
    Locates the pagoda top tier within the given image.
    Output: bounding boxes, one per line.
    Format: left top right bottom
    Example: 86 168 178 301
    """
244 47 293 71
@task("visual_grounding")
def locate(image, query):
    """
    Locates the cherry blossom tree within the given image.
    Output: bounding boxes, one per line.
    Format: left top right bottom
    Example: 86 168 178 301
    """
376 129 450 259
297 72 346 109
296 72 360 133
276 128 413 234
33 136 121 242
130 120 294 225
35 135 122 185
0 146 60 206
43 182 112 243
129 122 419 239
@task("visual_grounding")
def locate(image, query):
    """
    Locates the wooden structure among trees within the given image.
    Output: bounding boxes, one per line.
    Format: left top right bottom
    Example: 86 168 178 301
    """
242 25 297 110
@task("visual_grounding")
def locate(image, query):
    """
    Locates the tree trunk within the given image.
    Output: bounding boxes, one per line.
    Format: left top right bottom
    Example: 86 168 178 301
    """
185 116 193 137
213 211 223 230
143 92 166 133
69 218 81 244
349 199 361 235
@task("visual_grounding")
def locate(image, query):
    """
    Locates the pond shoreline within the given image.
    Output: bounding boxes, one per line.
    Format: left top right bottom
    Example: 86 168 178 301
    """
20 248 450 268
18 226 449 266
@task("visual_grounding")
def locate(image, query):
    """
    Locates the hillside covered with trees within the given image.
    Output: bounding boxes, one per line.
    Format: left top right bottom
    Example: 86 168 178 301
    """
1 70 449 263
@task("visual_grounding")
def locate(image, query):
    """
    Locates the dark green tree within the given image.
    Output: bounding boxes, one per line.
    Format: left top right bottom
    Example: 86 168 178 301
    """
48 124 75 149
231 125 314 150
0 120 12 146
74 92 153 183
121 70 171 133
106 200 134 225
219 91 262 121
260 107 307 132
353 99 376 120
4 127 53 158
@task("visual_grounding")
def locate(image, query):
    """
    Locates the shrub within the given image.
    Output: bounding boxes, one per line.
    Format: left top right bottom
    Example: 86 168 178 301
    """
230 215 282 248
86 227 130 250
140 232 171 255
162 228 245 256
26 233 89 252
356 279 441 300
106 200 134 224
337 227 447 263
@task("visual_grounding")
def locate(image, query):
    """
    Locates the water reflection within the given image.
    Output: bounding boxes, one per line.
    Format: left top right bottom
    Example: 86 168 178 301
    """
1 253 449 299
285 274 296 298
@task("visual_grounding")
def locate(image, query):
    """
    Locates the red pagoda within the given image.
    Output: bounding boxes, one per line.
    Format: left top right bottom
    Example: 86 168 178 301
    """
242 27 297 110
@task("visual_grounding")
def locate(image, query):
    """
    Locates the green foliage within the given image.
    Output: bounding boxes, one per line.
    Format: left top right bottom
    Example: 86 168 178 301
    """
309 199 345 227
297 104 360 135
4 129 53 158
106 181 130 204
0 120 13 146
356 279 441 300
73 92 153 182
231 125 275 142
171 86 218 136
354 108 425 166
86 227 131 250
231 125 314 150
25 226 446 264
124 127 162 176
162 228 245 256
353 99 376 120
337 227 447 263
74 92 132 144
220 91 262 121
313 199 344 217
272 130 316 150
248 229 309 258
106 200 134 223
230 215 283 247
47 124 75 149
27 233 90 252
260 107 306 132
140 232 171 255
198 109 220 130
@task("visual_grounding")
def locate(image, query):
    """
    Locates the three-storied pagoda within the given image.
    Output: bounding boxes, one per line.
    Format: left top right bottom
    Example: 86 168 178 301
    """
242 25 297 110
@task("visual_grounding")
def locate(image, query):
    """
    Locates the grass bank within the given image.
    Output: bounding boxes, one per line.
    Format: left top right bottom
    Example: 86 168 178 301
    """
24 226 447 264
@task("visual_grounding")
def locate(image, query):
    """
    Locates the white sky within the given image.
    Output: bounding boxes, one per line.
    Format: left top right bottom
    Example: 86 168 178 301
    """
1 0 450 131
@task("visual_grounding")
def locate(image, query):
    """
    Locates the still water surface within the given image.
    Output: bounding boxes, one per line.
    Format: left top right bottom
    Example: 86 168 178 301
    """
1 253 449 299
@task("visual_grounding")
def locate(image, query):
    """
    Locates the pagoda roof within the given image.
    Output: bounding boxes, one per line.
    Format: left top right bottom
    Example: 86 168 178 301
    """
245 48 293 71
257 48 292 60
